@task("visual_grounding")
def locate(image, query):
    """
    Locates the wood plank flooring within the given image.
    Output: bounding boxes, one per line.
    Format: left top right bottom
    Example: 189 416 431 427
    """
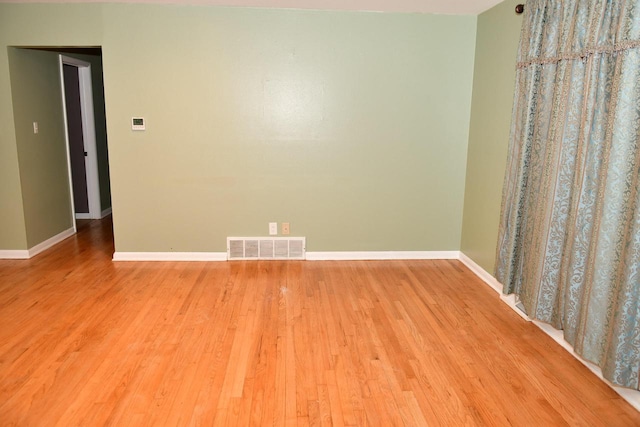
0 217 638 426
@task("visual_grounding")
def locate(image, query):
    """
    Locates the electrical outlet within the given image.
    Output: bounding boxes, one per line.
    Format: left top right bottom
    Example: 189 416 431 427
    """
269 222 278 235
281 223 290 235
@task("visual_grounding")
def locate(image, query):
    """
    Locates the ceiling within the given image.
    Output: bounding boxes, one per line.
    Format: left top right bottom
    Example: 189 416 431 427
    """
3 0 507 15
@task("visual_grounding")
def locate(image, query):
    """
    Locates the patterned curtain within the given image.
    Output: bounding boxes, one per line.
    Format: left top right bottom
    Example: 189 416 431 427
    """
496 0 640 390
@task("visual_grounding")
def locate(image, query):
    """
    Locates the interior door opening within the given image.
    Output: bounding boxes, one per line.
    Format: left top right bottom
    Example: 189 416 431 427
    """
63 63 91 219
55 49 112 230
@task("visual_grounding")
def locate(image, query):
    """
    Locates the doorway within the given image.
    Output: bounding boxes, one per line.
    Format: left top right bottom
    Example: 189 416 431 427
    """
63 63 90 218
59 53 110 223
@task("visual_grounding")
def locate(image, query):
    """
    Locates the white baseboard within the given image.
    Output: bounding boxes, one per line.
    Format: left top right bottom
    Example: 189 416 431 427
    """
112 250 459 262
532 320 640 411
458 252 529 321
458 251 640 412
76 208 111 220
113 252 228 261
0 250 30 259
28 227 76 258
458 253 503 293
0 228 79 260
306 251 460 261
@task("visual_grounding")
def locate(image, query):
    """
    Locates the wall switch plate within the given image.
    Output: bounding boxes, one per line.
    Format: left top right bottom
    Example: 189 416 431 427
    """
33 122 38 134
281 223 290 235
269 222 278 235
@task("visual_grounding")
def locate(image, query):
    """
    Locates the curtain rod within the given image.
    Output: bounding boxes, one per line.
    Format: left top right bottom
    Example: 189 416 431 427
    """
516 4 524 14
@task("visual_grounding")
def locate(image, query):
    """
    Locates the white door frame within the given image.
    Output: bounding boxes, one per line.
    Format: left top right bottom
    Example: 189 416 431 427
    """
59 54 101 226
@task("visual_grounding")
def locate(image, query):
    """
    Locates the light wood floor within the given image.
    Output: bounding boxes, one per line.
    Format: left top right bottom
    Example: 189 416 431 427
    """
0 218 639 426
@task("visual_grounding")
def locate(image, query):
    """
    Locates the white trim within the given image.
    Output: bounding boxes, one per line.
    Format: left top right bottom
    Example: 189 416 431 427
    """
59 55 90 68
458 252 503 293
28 227 75 258
458 251 640 412
112 250 460 262
113 252 228 262
101 207 112 218
532 320 640 412
76 209 111 220
306 251 460 261
458 252 529 320
59 56 78 234
0 250 30 259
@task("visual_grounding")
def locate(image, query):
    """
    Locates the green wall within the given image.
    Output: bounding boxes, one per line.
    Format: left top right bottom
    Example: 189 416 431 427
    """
102 5 477 252
0 3 480 254
8 48 73 247
0 63 27 250
460 0 522 271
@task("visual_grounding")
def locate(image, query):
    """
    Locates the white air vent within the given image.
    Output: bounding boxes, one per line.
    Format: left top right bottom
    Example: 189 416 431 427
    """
227 237 306 260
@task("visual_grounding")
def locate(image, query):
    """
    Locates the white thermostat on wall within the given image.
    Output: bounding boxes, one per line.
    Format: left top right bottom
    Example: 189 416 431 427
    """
131 117 145 131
